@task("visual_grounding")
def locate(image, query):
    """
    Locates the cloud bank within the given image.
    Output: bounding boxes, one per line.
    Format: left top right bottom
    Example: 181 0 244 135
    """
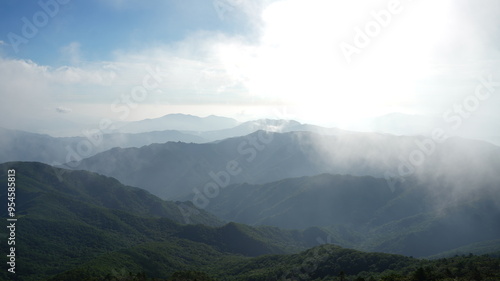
0 0 499 138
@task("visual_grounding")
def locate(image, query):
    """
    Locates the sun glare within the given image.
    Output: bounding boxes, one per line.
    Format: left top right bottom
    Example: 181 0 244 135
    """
214 0 456 126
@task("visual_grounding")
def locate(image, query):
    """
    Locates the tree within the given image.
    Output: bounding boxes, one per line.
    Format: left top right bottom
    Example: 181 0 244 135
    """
339 270 346 281
168 271 216 281
412 267 426 281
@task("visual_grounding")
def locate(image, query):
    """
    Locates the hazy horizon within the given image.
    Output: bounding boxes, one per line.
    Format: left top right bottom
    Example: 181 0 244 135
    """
1 0 499 142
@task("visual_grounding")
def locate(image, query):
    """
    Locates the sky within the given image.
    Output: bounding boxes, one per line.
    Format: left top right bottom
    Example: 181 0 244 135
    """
0 0 499 142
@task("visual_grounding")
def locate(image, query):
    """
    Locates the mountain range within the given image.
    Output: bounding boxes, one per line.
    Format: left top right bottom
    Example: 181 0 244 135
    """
0 162 330 280
116 114 240 134
0 116 343 165
69 130 500 201
1 114 500 280
206 173 500 257
2 162 499 281
58 128 500 258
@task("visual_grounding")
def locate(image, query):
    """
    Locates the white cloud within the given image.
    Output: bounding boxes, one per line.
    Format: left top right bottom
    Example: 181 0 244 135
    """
208 0 500 125
2 0 500 134
0 57 120 129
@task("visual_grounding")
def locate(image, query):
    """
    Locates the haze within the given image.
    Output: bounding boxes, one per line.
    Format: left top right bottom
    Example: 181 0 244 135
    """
0 0 499 144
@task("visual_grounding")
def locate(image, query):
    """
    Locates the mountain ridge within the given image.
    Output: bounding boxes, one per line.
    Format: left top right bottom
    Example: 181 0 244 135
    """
70 130 500 201
0 161 339 280
205 173 500 257
117 113 240 133
2 162 499 280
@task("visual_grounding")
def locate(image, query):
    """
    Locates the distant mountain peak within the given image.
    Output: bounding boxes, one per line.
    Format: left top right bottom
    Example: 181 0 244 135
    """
119 113 239 133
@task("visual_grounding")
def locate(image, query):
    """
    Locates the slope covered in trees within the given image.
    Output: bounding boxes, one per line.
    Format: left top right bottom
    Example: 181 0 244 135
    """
206 173 500 257
1 162 499 280
0 162 327 280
